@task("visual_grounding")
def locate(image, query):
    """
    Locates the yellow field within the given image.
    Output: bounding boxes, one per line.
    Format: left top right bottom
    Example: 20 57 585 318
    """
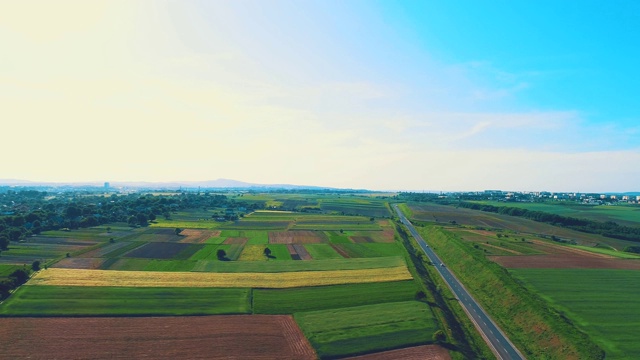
238 245 268 261
28 267 412 288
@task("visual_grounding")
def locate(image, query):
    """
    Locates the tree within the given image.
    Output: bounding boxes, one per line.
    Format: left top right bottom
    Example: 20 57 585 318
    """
32 260 41 271
0 235 9 251
136 213 148 226
263 247 272 258
106 227 112 233
415 291 426 301
175 228 182 236
216 249 227 261
9 269 29 287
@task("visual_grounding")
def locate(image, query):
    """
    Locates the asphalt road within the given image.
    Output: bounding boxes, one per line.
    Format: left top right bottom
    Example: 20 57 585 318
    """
393 205 525 360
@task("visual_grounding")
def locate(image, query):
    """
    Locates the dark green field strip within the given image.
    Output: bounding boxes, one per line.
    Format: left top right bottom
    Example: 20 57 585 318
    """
267 244 293 260
173 244 205 260
143 260 197 271
225 243 246 260
103 242 145 258
253 280 418 314
188 244 220 261
304 244 342 259
0 286 251 316
0 264 23 277
511 269 640 359
295 301 437 359
327 232 352 244
219 221 291 230
193 256 405 273
333 243 387 258
360 243 405 257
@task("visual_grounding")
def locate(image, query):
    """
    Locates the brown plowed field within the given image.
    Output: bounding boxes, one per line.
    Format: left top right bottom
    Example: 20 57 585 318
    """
269 231 326 244
292 244 312 260
330 244 351 258
345 345 451 360
351 236 374 243
492 254 640 269
0 315 316 360
223 237 248 245
52 257 106 269
78 241 134 258
179 229 219 243
492 240 640 269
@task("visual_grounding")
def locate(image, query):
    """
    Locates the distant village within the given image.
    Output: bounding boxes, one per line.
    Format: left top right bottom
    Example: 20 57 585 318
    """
449 190 640 205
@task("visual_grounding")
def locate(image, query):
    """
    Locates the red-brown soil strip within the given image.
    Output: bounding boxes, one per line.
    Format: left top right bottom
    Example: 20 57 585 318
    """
292 244 312 260
269 231 326 244
51 257 106 270
223 237 248 245
330 244 351 258
350 236 374 243
345 344 451 360
179 229 219 244
0 315 316 360
491 254 640 269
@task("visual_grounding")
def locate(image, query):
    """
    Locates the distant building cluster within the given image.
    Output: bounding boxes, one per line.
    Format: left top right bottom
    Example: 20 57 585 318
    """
449 190 640 205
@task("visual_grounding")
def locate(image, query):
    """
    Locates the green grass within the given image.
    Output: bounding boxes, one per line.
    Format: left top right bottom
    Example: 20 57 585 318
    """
173 244 205 260
0 286 251 316
266 244 292 260
193 256 405 273
103 242 145 258
417 224 603 359
143 260 197 271
188 245 220 261
511 269 640 360
304 244 342 259
472 201 640 227
0 264 23 277
295 301 437 358
333 243 385 258
327 232 352 244
254 280 418 314
151 219 220 229
570 245 640 259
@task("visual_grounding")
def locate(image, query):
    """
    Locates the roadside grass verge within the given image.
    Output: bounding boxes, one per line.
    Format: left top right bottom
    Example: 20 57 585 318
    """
253 280 417 314
420 224 603 359
0 286 250 316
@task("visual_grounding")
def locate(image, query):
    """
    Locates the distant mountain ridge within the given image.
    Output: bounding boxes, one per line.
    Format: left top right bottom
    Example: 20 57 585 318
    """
0 178 343 190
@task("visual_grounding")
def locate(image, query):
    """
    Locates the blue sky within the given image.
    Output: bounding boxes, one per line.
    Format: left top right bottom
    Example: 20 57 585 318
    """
1 1 639 191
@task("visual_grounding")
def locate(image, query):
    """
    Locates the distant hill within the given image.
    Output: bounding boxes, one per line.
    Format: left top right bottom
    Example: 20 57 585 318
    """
0 178 347 191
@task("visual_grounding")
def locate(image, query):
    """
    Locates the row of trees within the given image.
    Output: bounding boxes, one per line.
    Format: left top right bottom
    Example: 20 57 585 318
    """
0 191 268 250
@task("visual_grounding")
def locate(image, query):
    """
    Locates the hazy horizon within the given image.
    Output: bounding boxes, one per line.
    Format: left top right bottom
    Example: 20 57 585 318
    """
2 1 639 192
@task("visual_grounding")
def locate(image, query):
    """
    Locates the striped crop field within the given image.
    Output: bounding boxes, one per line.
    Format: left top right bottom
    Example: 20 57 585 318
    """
28 267 412 288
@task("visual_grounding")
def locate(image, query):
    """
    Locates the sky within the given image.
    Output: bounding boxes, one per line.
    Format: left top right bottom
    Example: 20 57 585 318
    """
1 0 639 192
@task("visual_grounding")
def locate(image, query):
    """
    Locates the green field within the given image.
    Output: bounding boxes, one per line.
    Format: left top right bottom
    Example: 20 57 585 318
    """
295 301 437 358
472 201 640 227
0 286 251 316
511 269 640 359
254 280 418 314
192 256 406 272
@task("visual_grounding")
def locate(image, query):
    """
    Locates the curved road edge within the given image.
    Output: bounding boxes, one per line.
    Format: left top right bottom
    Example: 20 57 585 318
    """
393 204 526 360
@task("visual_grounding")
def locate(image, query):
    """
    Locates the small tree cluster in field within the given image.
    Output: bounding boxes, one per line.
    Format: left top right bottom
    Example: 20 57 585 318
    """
216 249 228 261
